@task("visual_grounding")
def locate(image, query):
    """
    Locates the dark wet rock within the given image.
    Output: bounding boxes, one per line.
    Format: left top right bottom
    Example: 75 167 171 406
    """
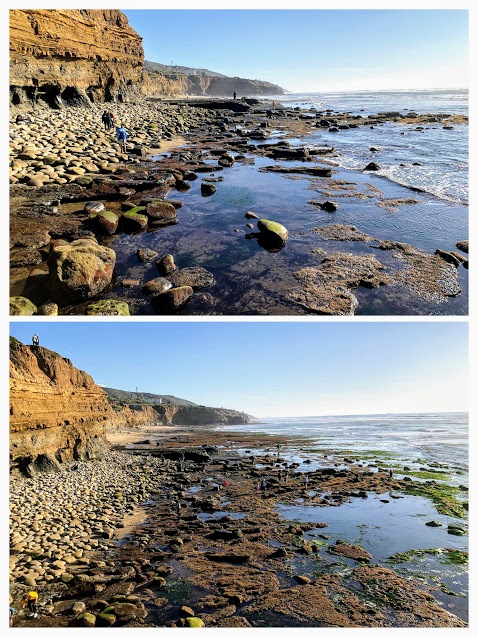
257 219 288 248
447 525 466 536
48 237 116 305
121 209 148 232
205 552 250 564
425 520 443 527
183 172 199 181
84 201 105 215
10 296 37 315
312 224 375 242
260 165 333 177
449 251 467 265
328 540 372 562
319 201 339 212
10 247 44 267
142 277 173 296
202 176 224 183
144 200 177 221
435 249 461 267
370 147 381 152
364 162 381 171
156 254 176 275
201 183 217 196
168 266 215 290
245 211 259 219
218 154 235 167
151 286 193 313
269 146 310 160
121 278 140 288
86 300 130 316
175 179 192 191
137 248 158 262
455 240 468 254
293 575 311 585
95 210 119 235
37 301 59 316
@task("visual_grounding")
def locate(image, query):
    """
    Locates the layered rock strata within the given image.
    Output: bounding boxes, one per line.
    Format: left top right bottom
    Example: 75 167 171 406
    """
10 9 145 107
154 403 250 426
9 338 111 473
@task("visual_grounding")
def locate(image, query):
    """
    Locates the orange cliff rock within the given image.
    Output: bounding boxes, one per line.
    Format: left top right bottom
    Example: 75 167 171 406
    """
10 337 112 472
9 9 146 106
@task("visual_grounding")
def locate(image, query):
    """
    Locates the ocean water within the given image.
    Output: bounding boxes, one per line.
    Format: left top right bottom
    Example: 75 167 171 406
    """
269 89 468 205
218 412 469 479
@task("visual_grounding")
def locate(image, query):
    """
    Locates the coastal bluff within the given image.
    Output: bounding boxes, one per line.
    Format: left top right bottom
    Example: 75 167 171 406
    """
10 9 284 109
10 9 144 107
9 337 112 473
154 403 251 426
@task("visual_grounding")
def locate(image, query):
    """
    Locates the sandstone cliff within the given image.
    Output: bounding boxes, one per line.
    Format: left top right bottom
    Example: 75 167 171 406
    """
10 9 285 108
9 9 145 107
154 404 251 427
9 337 111 474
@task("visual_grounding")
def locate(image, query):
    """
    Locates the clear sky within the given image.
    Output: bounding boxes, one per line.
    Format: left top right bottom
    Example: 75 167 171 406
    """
122 9 468 92
9 321 467 418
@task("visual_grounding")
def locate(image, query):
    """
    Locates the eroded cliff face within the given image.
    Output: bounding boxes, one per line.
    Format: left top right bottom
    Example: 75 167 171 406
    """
9 338 112 473
108 404 162 430
9 9 145 108
10 9 285 108
154 404 251 427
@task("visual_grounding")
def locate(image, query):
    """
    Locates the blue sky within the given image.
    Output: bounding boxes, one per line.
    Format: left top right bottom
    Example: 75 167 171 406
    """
123 9 468 92
9 321 467 417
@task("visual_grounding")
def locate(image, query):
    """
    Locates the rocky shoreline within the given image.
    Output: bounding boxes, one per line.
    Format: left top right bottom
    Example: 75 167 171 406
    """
9 426 467 628
10 99 468 315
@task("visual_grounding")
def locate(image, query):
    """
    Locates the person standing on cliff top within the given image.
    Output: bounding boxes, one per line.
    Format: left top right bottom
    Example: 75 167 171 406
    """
116 125 128 153
32 334 39 346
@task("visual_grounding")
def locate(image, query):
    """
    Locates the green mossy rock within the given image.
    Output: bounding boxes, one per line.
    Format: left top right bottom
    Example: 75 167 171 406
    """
97 611 116 626
10 296 37 315
86 300 130 316
76 612 96 627
121 209 148 232
185 617 205 627
97 210 119 234
257 219 288 245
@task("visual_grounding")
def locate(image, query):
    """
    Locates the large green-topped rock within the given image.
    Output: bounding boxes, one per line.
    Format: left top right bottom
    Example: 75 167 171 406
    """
10 296 37 315
185 617 205 627
121 208 148 232
86 300 130 316
257 219 289 247
96 210 119 234
76 612 96 627
48 237 116 305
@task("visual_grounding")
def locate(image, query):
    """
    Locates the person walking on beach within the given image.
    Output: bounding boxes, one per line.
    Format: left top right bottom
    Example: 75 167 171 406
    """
22 591 39 618
101 110 110 130
260 478 267 493
116 125 128 153
32 334 39 346
109 112 115 128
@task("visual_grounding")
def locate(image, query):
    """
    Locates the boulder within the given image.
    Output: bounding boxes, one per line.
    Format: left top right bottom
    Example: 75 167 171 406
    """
201 183 217 196
364 162 381 171
137 248 159 262
257 219 289 248
96 210 119 234
142 277 173 295
121 208 148 232
10 296 37 315
320 201 338 212
86 300 130 316
455 240 468 254
168 267 215 290
151 286 193 313
48 238 116 305
84 201 105 214
156 254 176 275
144 199 177 221
185 617 205 627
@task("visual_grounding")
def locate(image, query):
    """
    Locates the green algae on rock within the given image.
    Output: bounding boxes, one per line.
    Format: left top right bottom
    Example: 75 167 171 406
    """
10 296 37 315
86 299 130 316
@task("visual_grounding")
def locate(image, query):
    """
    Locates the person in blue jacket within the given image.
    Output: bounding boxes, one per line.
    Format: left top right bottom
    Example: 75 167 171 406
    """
116 125 128 153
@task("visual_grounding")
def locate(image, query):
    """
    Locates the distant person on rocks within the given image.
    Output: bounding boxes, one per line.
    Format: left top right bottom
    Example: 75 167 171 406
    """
101 110 110 130
302 474 309 489
109 112 115 128
233 91 237 100
9 599 15 627
116 125 128 153
22 591 38 618
260 478 267 492
32 334 39 346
